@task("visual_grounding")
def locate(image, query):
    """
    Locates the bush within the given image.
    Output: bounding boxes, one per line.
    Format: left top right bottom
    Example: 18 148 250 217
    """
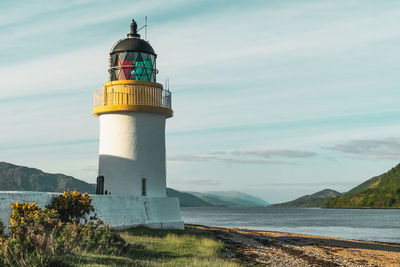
0 193 128 266
47 191 96 223
58 220 128 255
3 202 65 266
0 219 4 237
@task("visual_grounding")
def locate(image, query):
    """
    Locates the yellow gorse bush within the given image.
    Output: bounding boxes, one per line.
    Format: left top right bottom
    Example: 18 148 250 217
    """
61 191 91 205
48 191 95 223
10 201 39 227
1 192 127 266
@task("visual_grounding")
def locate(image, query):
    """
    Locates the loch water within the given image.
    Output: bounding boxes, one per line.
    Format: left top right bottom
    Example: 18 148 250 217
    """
181 206 400 243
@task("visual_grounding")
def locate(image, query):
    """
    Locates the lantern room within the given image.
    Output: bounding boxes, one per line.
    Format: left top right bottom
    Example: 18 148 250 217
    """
108 20 158 82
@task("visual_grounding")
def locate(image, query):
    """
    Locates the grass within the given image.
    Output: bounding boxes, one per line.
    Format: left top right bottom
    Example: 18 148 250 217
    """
66 226 241 267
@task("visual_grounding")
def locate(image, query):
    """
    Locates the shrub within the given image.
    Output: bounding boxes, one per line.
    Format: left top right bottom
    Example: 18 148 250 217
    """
9 202 39 233
80 220 128 255
58 219 128 255
0 194 128 266
47 191 96 223
0 219 4 237
4 202 65 266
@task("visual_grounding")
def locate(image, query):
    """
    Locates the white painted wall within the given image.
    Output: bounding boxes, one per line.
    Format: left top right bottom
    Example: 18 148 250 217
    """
0 192 183 233
98 112 166 197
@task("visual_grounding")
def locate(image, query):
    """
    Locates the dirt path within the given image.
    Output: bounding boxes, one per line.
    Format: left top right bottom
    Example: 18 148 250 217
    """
188 224 400 266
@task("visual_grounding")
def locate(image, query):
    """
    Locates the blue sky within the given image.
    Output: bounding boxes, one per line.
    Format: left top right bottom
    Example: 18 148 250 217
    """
1 0 400 203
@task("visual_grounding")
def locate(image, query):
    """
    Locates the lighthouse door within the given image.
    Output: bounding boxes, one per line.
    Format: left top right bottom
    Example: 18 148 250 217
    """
141 178 147 196
96 176 104 195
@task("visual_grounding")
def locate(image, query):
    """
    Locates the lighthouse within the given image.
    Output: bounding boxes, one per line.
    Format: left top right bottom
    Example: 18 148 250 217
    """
0 19 182 231
93 20 172 198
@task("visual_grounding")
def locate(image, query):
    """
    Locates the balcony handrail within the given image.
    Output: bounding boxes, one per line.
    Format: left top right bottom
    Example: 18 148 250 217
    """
94 83 171 110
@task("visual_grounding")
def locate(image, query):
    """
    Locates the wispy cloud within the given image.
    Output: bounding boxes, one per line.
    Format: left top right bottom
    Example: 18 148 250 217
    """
170 178 220 186
168 154 293 165
0 139 97 151
168 148 314 165
323 138 400 160
80 165 98 173
230 149 316 158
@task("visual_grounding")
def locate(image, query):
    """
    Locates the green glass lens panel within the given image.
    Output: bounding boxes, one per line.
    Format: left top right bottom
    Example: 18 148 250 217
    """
110 52 156 82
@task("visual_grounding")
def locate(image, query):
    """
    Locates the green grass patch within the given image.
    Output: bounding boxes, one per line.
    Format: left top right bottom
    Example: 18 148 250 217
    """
66 226 240 267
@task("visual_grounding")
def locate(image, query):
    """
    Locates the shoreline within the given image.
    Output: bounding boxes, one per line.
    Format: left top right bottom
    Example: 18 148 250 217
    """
322 206 400 209
272 206 400 209
187 224 400 266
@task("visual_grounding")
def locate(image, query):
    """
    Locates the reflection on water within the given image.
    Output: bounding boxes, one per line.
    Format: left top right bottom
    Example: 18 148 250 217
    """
181 206 400 243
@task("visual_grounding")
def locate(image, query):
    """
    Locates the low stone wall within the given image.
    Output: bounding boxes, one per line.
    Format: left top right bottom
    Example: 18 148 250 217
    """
0 191 183 233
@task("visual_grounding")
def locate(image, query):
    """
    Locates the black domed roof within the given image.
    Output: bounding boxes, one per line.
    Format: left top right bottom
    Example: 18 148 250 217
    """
111 19 156 56
111 37 156 55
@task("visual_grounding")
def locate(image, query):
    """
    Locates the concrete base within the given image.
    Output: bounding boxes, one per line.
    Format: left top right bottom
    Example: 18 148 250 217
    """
0 191 183 234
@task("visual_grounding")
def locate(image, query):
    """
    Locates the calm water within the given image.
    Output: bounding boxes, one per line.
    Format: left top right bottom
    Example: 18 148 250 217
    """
181 207 400 243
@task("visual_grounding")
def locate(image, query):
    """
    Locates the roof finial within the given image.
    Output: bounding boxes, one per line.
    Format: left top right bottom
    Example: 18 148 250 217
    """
127 19 140 38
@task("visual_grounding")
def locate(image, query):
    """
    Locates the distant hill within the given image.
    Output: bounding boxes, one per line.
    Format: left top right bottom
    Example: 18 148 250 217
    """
273 189 342 207
0 162 96 193
342 175 381 197
166 188 213 207
188 191 270 206
0 162 268 207
324 163 400 208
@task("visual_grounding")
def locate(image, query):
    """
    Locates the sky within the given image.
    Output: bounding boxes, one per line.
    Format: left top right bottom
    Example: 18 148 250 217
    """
1 0 400 203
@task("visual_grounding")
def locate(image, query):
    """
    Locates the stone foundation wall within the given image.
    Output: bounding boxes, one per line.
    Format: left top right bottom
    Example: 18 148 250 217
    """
0 191 183 233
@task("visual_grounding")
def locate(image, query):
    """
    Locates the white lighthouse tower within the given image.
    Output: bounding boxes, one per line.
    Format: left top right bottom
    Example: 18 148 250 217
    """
90 20 182 229
94 20 172 197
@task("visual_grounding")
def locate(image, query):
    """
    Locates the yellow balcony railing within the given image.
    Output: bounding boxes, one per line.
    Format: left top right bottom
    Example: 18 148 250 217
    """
93 80 172 117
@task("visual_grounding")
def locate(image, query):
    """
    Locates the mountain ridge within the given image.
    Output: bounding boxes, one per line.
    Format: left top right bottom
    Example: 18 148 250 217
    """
324 163 400 208
273 189 342 207
0 162 96 194
188 191 270 206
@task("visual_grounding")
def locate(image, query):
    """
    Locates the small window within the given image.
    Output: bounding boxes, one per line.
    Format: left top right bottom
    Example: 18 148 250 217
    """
142 178 146 196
